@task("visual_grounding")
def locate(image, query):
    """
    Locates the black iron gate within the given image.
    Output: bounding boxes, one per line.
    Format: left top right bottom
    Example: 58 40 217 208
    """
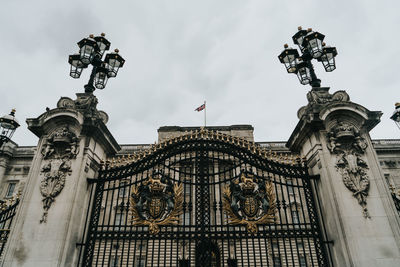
0 198 19 261
79 129 330 266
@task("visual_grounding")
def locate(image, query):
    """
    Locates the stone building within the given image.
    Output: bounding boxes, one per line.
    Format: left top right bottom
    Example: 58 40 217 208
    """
0 87 399 267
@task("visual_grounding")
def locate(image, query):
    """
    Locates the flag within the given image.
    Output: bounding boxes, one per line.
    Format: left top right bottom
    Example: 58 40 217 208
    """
195 103 205 112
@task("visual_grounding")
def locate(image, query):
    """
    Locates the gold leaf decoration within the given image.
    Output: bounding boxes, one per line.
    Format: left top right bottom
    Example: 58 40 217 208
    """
223 180 277 233
129 182 183 235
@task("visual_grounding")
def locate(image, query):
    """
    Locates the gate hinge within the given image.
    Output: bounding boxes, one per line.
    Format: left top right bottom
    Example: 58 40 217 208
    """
323 240 334 245
76 243 85 247
309 174 320 180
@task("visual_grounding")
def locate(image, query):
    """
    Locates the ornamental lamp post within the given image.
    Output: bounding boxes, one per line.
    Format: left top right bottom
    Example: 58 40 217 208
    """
68 33 125 93
390 103 400 130
0 109 20 148
278 26 338 88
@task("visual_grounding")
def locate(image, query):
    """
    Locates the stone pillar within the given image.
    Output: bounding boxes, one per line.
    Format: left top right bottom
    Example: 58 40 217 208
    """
0 142 16 185
2 93 120 267
287 87 400 267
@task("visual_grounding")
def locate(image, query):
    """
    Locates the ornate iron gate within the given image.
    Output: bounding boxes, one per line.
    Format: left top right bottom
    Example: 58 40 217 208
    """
79 129 330 266
0 198 19 261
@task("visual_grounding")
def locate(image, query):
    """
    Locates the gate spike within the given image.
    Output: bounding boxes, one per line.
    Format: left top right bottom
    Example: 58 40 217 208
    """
241 140 246 148
263 149 267 158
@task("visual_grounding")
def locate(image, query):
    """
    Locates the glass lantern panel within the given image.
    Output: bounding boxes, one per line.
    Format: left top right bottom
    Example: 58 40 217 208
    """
97 42 107 53
80 45 94 64
109 58 121 68
69 65 82 79
297 67 311 85
296 36 305 48
95 71 108 89
283 54 296 64
309 39 323 58
284 61 297 73
309 39 318 48
0 121 15 130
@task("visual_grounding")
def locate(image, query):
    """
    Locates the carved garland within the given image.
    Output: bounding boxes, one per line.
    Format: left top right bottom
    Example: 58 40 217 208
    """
39 126 79 223
326 122 371 218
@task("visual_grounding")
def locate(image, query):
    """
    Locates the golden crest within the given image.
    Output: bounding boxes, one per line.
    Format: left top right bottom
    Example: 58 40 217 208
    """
129 176 183 235
242 196 258 218
223 173 277 233
148 196 166 219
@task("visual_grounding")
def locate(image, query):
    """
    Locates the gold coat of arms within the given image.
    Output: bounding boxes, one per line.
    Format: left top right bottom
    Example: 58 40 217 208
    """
223 172 276 233
129 173 183 234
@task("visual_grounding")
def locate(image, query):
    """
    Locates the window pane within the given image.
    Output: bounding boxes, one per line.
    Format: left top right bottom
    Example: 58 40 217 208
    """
292 210 299 224
110 255 119 267
273 255 281 267
119 183 127 197
6 183 16 198
299 255 307 267
287 179 294 194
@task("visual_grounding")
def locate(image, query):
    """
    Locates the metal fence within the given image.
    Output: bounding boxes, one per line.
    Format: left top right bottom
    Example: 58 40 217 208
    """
0 198 19 261
78 130 331 266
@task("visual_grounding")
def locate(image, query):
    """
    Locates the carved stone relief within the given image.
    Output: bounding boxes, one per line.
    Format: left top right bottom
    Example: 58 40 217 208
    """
307 89 349 105
298 88 350 119
384 160 397 168
57 93 108 124
326 122 371 218
39 126 79 223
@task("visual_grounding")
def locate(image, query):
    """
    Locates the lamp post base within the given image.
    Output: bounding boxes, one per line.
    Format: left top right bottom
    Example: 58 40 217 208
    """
84 84 95 93
310 79 321 88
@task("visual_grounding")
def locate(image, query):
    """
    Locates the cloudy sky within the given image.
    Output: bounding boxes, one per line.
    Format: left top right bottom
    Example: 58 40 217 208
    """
1 0 399 146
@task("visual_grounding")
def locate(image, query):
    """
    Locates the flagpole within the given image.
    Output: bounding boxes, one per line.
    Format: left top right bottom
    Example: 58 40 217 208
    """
204 100 206 128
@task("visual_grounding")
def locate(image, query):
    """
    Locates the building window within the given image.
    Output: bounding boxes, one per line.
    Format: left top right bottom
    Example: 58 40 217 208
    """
109 255 119 267
271 240 279 253
137 243 147 251
135 257 145 267
5 183 16 198
184 212 191 225
115 212 123 229
297 241 304 251
184 183 191 195
273 255 281 267
287 179 294 195
299 255 307 267
119 182 127 197
292 210 299 224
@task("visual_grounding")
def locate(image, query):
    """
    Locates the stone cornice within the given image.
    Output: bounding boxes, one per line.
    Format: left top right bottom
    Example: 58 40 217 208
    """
26 94 120 156
287 88 382 152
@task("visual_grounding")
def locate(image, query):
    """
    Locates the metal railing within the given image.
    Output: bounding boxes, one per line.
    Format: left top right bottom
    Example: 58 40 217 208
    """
0 197 19 261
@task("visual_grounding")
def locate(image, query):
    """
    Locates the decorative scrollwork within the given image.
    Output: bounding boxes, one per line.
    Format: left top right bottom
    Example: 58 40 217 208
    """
107 127 303 169
327 121 371 218
223 172 276 233
39 126 78 223
129 174 183 234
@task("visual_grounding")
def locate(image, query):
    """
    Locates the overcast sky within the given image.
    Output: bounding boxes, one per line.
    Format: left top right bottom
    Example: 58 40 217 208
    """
1 0 399 146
